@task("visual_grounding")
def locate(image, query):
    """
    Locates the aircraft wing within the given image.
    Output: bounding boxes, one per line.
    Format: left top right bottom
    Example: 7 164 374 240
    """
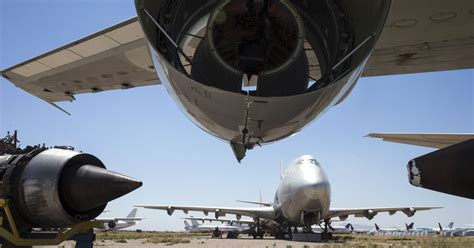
2 0 472 109
136 205 276 220
326 207 442 220
1 17 159 106
96 217 143 222
366 133 474 149
183 217 254 225
363 0 474 76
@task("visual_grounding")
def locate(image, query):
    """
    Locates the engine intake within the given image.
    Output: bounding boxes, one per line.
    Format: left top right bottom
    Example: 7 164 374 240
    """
137 0 390 96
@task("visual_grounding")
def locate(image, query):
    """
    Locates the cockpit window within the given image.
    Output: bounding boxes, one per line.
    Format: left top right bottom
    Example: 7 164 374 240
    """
309 159 319 166
287 157 319 171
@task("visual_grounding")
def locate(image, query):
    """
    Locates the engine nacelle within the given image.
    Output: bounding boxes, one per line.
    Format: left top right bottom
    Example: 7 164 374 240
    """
108 221 117 229
407 139 474 199
135 0 391 160
402 208 416 217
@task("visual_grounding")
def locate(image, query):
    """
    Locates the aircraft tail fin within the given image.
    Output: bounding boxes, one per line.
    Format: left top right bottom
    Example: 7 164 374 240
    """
406 222 414 231
184 220 191 228
438 222 443 231
190 218 199 227
447 222 454 229
375 223 380 231
127 208 138 218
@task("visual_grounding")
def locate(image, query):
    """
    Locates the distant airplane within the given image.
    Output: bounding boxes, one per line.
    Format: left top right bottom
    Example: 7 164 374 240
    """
2 0 472 161
369 222 414 235
183 216 254 226
136 155 440 239
405 222 439 236
367 133 474 199
312 223 354 234
183 217 249 233
436 222 474 237
96 209 143 231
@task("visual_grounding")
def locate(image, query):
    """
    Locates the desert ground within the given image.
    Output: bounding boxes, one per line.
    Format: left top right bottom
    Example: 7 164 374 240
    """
34 231 474 248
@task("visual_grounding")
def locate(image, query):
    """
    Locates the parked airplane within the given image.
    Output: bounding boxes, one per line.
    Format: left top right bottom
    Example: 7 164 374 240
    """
137 155 440 239
183 216 254 226
96 209 143 231
368 222 414 235
183 217 249 233
436 222 474 237
406 223 439 236
367 133 474 199
2 0 473 161
312 223 354 234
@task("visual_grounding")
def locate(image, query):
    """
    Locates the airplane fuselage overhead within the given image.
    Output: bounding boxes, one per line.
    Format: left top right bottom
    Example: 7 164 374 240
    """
135 0 391 161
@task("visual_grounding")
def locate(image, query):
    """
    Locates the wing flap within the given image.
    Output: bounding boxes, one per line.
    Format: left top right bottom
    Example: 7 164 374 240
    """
1 18 160 103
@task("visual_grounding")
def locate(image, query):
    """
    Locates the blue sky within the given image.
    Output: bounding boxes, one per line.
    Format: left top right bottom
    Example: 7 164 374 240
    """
1 0 473 231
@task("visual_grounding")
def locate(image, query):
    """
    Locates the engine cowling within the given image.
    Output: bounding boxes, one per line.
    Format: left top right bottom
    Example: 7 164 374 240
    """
407 139 474 199
135 0 392 161
108 221 117 229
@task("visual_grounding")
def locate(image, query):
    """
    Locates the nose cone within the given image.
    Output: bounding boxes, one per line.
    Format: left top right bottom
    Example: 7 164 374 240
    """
296 163 331 212
301 181 330 200
61 165 142 211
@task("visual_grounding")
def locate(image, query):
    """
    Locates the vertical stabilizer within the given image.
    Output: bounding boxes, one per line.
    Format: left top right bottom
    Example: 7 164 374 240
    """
127 208 138 218
190 219 200 227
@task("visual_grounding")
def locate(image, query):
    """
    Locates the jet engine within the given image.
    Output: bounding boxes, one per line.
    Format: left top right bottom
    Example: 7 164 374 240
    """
135 0 391 161
0 147 142 233
108 221 117 229
407 139 474 199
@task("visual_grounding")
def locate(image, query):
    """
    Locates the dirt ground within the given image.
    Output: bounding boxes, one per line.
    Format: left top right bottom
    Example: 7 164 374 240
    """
33 234 474 248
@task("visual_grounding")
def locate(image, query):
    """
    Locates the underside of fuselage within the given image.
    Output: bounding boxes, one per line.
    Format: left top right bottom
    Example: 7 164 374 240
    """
135 0 392 160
